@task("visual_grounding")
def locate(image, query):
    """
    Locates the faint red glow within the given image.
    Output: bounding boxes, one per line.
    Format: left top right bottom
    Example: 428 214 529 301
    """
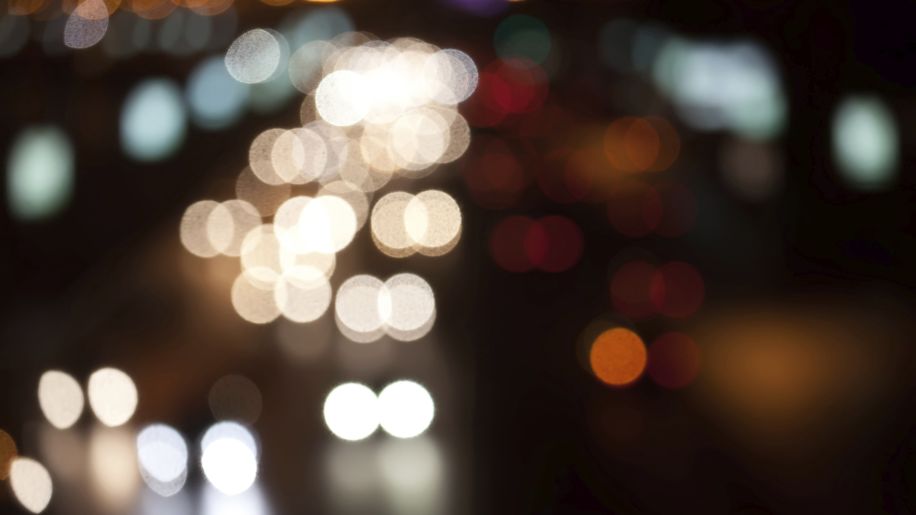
606 180 663 237
490 215 539 272
610 260 656 319
647 332 701 389
650 262 704 318
490 215 583 273
465 59 548 127
533 215 583 272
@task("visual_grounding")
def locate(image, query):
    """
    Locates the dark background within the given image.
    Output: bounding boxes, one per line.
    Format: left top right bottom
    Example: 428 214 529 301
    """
4 0 916 514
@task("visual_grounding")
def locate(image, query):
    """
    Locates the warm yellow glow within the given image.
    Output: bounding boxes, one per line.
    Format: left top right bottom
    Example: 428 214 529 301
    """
274 266 332 323
404 190 462 256
87 367 138 427
248 129 286 185
240 224 283 287
0 429 16 481
37 370 84 429
319 180 371 230
231 271 281 324
180 200 220 258
370 192 417 258
9 457 52 514
270 127 328 184
88 426 138 509
207 199 261 257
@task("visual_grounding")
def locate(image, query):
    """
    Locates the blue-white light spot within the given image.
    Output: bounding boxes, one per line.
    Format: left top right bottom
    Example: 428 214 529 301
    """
7 125 74 222
121 78 187 162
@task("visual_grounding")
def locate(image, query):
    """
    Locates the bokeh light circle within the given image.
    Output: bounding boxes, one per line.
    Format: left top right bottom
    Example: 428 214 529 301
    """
589 328 647 387
378 380 435 439
323 383 379 441
87 367 138 427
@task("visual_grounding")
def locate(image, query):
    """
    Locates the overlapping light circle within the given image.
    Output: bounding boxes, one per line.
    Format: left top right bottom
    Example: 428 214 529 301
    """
178 30 474 335
371 190 462 258
137 424 188 497
200 422 259 496
323 380 435 441
335 273 436 343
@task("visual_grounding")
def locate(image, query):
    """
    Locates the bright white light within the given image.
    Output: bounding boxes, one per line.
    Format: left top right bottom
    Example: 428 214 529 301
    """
833 95 898 190
295 195 357 253
121 78 187 161
9 457 52 514
87 367 138 427
323 383 379 441
377 380 434 439
225 29 282 84
200 422 259 496
316 70 370 127
37 370 84 429
6 125 73 221
137 424 188 497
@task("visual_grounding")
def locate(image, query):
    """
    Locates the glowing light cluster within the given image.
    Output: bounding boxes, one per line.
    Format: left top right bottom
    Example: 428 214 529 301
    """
335 274 436 343
323 380 434 441
181 31 474 329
